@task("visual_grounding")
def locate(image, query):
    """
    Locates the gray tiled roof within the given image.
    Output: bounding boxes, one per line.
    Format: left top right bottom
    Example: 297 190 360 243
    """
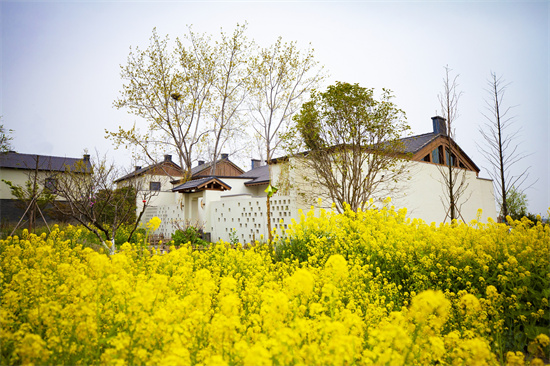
399 132 439 154
240 165 269 185
0 152 91 172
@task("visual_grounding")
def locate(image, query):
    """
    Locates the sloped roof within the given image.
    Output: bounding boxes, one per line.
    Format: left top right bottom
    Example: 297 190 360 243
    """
399 132 439 154
0 152 91 172
240 165 270 186
172 176 231 193
190 158 244 176
114 161 182 183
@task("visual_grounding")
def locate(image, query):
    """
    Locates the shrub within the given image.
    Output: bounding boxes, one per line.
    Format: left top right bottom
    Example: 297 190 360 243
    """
171 226 208 247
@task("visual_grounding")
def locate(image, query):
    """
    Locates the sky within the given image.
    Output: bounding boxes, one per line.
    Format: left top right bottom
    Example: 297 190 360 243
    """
1 0 548 217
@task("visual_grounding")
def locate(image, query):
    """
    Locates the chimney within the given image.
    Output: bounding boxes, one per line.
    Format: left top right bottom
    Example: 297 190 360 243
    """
198 160 205 166
83 154 90 163
432 116 447 135
221 153 229 160
135 166 141 171
251 159 261 169
164 154 172 162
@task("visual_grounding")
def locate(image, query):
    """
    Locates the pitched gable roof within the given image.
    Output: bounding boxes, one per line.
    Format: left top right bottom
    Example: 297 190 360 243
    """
191 157 244 177
0 152 91 172
240 165 270 186
399 132 439 154
172 176 231 193
114 160 182 183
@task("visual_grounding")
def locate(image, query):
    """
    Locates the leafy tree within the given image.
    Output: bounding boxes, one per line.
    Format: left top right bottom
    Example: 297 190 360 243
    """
0 122 14 153
505 186 528 221
109 25 252 182
95 186 137 226
248 37 324 239
478 72 533 220
292 81 410 213
206 24 252 174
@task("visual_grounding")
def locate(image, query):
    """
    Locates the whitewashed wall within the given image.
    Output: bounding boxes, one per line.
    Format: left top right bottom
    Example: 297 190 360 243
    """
275 157 497 225
209 195 297 243
392 161 497 223
137 156 497 244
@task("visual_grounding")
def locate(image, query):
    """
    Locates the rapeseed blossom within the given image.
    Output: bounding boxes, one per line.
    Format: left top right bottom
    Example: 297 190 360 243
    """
1 205 548 365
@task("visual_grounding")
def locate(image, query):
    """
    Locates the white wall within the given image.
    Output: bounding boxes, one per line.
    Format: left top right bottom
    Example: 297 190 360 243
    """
209 195 296 243
274 156 497 225
0 168 69 201
137 156 497 244
392 161 497 223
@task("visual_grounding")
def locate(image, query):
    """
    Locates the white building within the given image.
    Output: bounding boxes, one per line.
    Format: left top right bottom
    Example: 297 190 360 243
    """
117 117 497 244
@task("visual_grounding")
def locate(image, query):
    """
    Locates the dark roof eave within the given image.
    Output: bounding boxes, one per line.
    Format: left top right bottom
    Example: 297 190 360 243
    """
244 180 270 187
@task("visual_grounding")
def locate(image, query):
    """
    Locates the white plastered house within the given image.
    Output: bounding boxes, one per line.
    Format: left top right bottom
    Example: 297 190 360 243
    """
116 117 497 244
0 151 92 224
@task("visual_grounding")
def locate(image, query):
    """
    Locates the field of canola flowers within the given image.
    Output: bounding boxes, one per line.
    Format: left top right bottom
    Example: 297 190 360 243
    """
1 202 549 366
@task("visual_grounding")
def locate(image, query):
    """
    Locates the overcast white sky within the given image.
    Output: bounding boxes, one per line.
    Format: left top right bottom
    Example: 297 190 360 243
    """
1 0 548 217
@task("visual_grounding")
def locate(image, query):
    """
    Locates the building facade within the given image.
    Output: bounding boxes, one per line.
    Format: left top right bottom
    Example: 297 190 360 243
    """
128 117 497 244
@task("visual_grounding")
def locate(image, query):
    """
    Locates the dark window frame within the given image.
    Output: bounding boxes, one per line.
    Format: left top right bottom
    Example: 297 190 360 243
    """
149 181 161 191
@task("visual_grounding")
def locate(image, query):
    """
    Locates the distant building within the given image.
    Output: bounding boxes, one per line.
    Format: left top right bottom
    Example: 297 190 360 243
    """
0 151 91 225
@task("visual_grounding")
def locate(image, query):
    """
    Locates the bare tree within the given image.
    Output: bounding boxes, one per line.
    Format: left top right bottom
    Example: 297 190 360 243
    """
478 72 533 220
437 66 470 222
292 82 411 213
2 156 55 233
52 154 155 254
247 38 325 240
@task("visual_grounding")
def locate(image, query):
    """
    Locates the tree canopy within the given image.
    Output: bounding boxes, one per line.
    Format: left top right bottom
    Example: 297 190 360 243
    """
292 81 410 212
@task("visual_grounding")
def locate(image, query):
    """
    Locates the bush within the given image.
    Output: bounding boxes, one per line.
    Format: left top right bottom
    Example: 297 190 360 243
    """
171 226 208 247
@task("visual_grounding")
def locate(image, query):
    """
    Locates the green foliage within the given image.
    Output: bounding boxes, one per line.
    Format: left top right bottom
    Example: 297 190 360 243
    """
506 186 528 221
95 186 137 226
2 179 55 208
291 82 411 212
171 227 207 247
0 122 14 153
228 228 239 247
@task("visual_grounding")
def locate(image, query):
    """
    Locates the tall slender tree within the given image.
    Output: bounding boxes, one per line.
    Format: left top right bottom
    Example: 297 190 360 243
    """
207 24 252 174
437 66 469 222
478 72 533 221
247 38 324 240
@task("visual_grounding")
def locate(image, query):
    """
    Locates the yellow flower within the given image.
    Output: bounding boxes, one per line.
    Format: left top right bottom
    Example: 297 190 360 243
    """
147 216 161 231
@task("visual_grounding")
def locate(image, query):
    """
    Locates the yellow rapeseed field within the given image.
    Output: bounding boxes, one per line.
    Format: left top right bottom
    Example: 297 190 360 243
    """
1 201 549 365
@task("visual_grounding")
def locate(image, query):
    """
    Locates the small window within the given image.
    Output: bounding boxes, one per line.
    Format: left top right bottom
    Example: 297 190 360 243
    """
431 148 439 164
423 154 430 162
445 149 457 167
150 182 161 191
431 146 444 164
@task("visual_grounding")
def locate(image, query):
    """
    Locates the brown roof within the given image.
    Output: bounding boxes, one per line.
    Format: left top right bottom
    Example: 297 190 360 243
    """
172 177 231 193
